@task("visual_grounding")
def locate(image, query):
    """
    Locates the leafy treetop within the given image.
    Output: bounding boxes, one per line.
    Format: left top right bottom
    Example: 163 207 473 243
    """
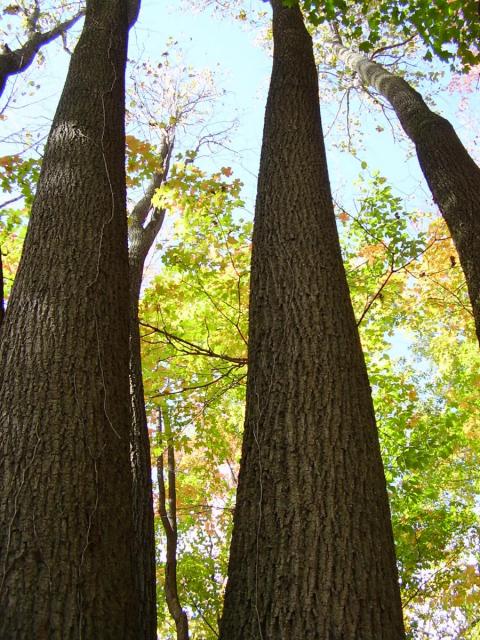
282 0 480 69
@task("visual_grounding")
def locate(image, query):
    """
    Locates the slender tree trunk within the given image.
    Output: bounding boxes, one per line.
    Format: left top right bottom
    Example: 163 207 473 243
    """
219 3 405 639
128 146 170 640
334 41 480 344
157 409 190 640
0 1 140 637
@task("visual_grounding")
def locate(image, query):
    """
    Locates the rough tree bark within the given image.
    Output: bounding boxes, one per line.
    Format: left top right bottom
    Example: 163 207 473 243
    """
333 40 480 344
0 247 4 326
128 138 172 640
0 1 141 637
0 6 85 98
219 2 405 639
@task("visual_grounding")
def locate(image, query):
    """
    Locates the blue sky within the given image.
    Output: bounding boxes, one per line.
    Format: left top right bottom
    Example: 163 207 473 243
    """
2 0 479 245
3 0 477 216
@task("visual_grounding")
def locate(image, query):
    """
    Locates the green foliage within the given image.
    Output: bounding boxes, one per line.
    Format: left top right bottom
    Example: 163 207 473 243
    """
2 130 478 638
339 184 480 636
296 0 480 69
142 163 480 636
339 169 427 333
0 206 27 302
140 164 249 637
0 154 40 206
0 155 40 304
1 17 478 634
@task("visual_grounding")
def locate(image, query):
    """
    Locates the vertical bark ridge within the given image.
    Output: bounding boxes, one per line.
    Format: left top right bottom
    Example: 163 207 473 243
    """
219 3 404 639
0 247 4 327
129 245 160 640
334 42 480 344
0 1 139 637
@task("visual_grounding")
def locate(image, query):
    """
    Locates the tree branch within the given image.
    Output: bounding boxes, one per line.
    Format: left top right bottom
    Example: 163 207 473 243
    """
356 263 395 327
184 588 219 638
149 365 245 399
140 320 247 365
130 136 172 229
27 1 42 35
127 0 141 27
356 237 443 326
0 195 22 211
370 35 418 60
0 10 85 98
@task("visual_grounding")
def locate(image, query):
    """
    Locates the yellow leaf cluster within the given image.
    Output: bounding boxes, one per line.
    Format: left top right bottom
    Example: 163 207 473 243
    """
359 242 385 265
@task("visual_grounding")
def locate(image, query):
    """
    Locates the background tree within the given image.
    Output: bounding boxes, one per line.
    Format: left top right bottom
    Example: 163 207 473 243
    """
141 157 248 637
128 128 171 640
157 406 190 640
330 35 480 344
125 52 231 638
0 0 141 636
140 163 480 639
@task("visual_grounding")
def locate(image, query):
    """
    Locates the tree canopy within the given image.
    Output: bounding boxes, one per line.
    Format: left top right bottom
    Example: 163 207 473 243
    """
0 1 479 639
294 0 480 68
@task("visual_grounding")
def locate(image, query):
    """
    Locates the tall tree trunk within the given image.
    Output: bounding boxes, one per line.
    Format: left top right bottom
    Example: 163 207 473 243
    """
219 3 405 639
334 40 480 344
0 1 140 637
128 144 171 640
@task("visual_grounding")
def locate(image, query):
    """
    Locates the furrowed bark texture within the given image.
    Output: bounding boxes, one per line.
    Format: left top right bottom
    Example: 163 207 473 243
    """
129 271 157 640
0 248 4 327
128 172 168 640
219 3 405 639
0 1 139 637
335 43 480 344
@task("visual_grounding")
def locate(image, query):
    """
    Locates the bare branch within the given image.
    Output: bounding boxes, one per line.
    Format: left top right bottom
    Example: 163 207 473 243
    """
0 10 85 98
0 195 23 211
140 321 247 365
149 365 245 399
370 35 418 61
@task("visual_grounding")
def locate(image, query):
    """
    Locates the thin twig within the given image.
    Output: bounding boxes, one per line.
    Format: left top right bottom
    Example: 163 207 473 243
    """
140 320 247 365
